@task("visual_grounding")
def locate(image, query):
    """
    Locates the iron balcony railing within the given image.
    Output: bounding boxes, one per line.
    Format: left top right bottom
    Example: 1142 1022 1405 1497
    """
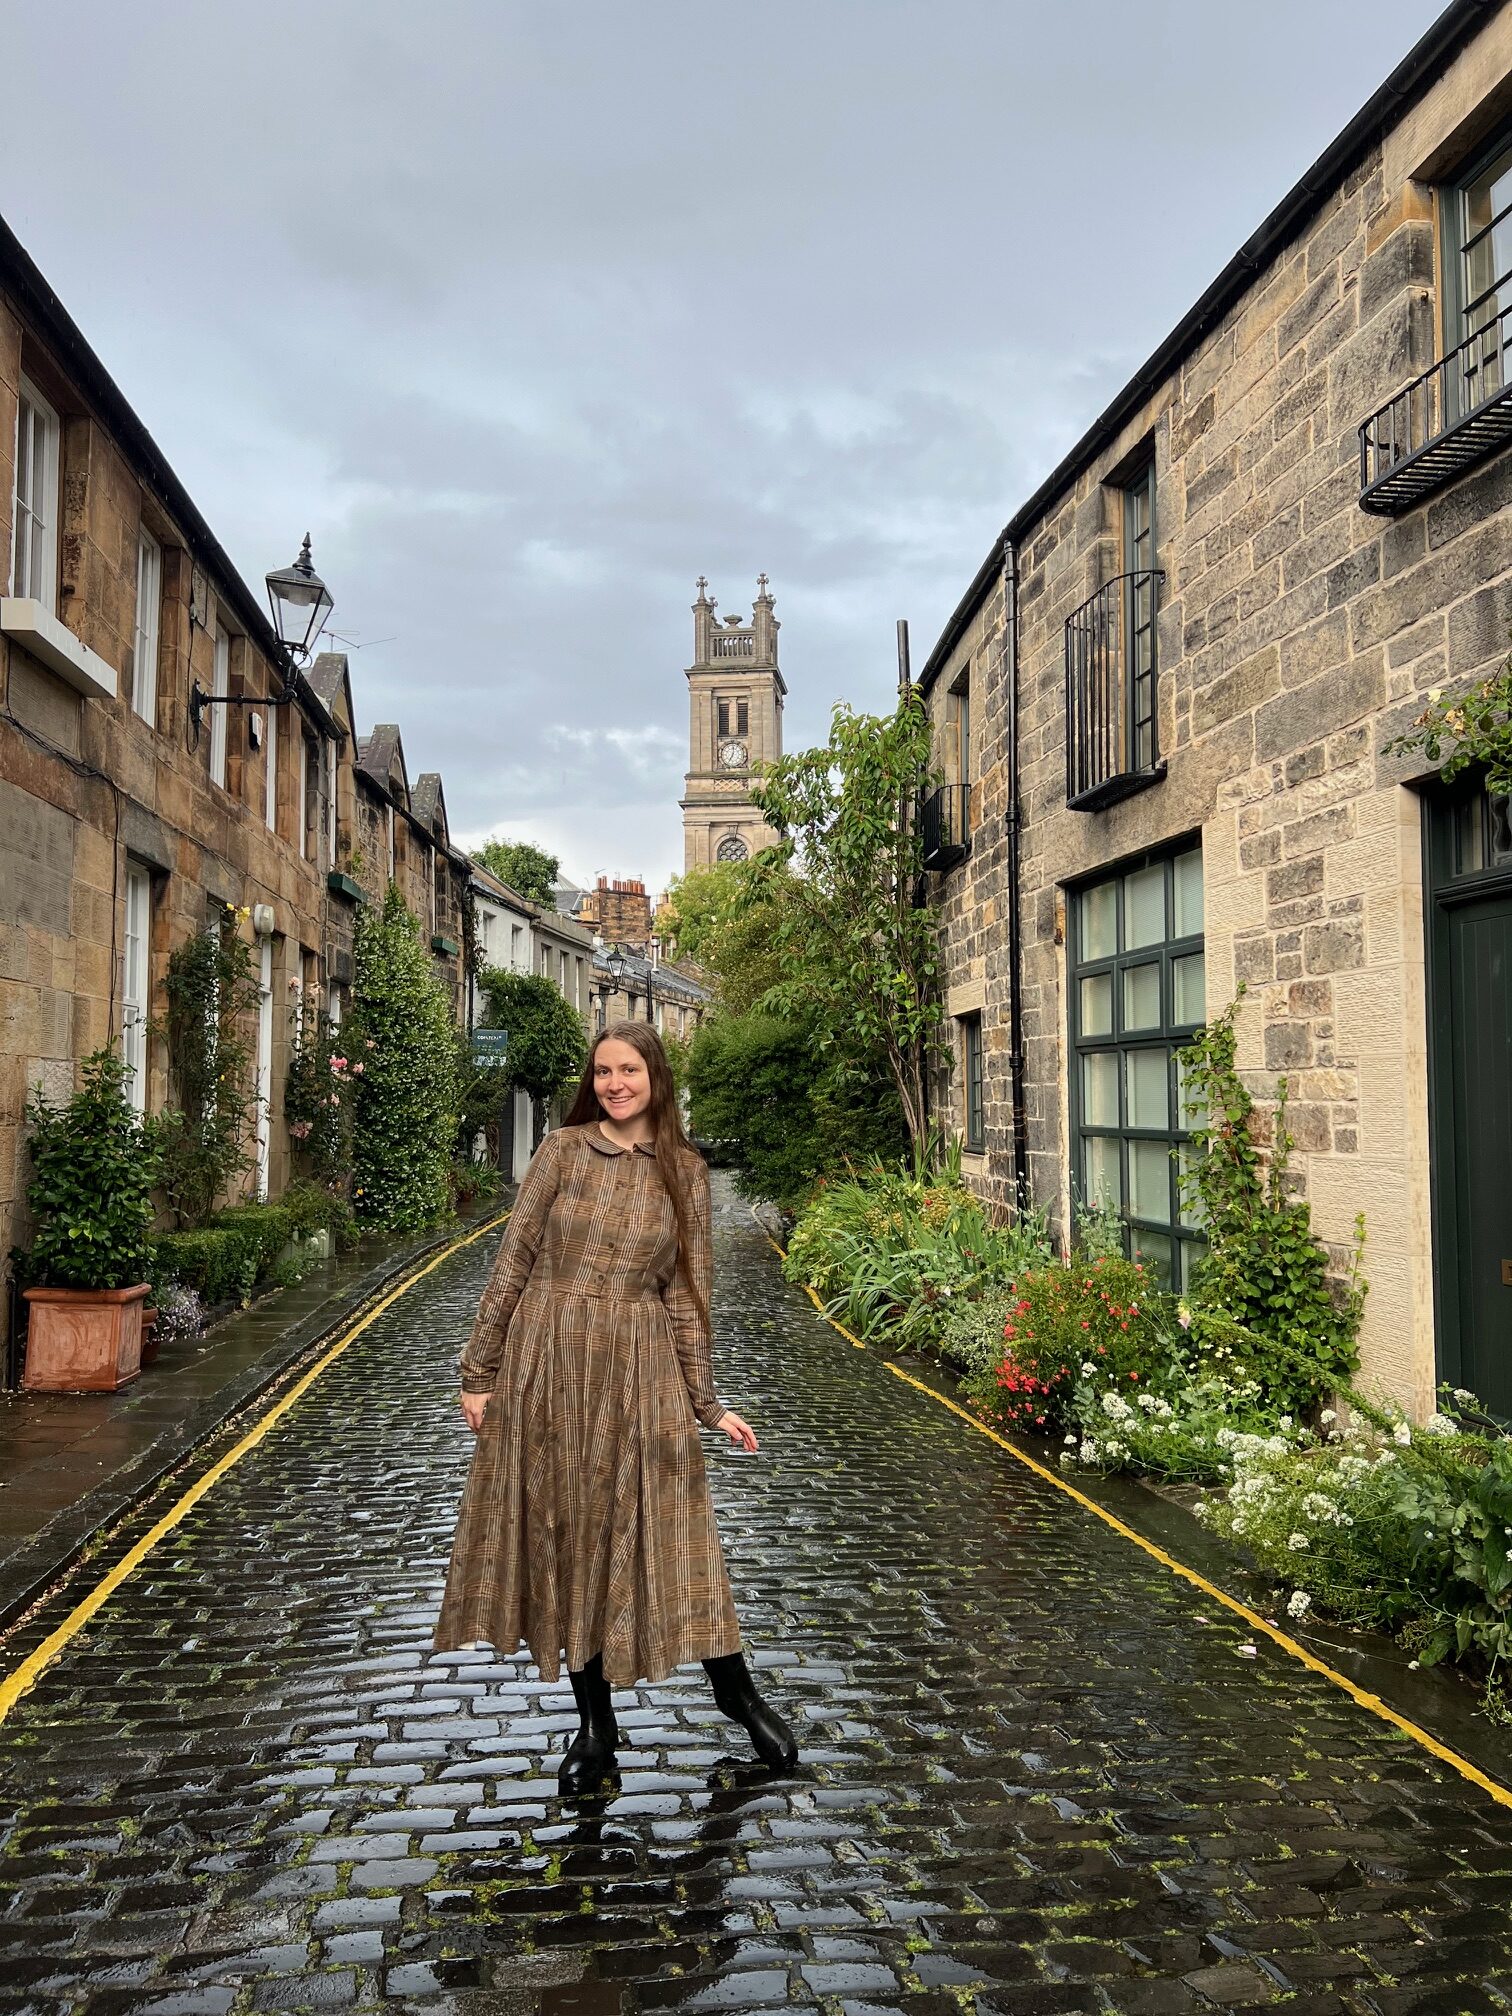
1064 569 1166 812
1359 302 1512 514
920 782 971 870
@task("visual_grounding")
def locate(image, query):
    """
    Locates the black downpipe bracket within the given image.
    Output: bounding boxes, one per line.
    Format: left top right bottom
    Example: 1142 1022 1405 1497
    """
1002 540 1030 1212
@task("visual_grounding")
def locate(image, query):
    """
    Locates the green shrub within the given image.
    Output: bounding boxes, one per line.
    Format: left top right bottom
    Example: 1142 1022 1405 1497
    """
154 913 260 1227
212 1203 294 1280
17 1050 158 1291
783 1158 1052 1354
689 1012 906 1208
1178 992 1366 1412
350 886 460 1230
280 1178 358 1250
148 1227 260 1307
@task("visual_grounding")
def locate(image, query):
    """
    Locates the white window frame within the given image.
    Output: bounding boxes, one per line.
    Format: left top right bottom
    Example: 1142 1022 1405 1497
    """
209 626 230 787
328 980 342 1027
10 377 60 608
264 694 279 832
299 735 311 858
132 528 160 727
122 864 151 1113
324 737 336 865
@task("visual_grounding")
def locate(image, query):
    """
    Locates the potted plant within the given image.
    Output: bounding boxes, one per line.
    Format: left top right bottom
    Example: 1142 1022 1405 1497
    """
16 1050 159 1392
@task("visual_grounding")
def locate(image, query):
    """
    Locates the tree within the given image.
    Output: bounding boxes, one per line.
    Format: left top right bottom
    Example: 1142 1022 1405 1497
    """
475 838 560 906
659 858 792 1015
476 968 588 1142
747 688 946 1156
349 885 460 1229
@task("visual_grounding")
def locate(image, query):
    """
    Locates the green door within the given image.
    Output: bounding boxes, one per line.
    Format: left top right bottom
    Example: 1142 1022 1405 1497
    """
1427 785 1512 1417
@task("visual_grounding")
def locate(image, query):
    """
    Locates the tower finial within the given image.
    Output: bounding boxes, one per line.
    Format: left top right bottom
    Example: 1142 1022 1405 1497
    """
694 575 709 603
756 571 770 599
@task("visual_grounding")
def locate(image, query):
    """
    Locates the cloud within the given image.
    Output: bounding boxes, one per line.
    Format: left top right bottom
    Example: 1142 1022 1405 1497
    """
2 0 1438 890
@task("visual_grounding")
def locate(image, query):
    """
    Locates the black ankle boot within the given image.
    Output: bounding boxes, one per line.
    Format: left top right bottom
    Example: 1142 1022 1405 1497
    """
703 1651 799 1770
559 1654 620 1794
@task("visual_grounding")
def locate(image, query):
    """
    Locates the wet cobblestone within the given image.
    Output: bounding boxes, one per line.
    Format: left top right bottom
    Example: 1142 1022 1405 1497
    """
3 1177 1512 2013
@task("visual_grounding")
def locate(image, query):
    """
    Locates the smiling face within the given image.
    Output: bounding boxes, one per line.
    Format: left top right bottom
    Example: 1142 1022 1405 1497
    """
593 1036 654 1125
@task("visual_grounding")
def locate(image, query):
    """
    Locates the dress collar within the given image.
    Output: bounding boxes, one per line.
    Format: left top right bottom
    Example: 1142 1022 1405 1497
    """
582 1120 658 1157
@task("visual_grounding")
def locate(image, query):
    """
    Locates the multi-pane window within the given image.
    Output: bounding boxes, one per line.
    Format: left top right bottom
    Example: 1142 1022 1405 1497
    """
1444 129 1511 412
716 696 749 738
1071 843 1205 1288
323 739 337 864
121 864 151 1113
949 664 971 785
209 628 230 787
133 529 161 727
962 1013 984 1151
1123 465 1158 772
11 378 60 607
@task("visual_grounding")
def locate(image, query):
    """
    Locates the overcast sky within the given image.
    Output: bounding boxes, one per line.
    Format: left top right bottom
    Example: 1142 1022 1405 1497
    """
5 1 1437 893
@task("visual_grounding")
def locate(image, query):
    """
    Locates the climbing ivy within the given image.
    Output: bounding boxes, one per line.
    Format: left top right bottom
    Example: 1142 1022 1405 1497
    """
1177 988 1366 1412
349 884 459 1229
154 907 260 1228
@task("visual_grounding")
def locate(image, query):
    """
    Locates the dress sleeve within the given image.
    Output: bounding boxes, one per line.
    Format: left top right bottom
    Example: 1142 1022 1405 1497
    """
458 1129 564 1394
662 1155 726 1428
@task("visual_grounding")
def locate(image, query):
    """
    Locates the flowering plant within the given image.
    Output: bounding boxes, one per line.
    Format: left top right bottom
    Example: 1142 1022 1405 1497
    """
284 988 356 1191
964 1255 1167 1434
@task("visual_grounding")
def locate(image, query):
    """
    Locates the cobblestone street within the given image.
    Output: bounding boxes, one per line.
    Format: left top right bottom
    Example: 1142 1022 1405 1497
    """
4 1177 1512 2016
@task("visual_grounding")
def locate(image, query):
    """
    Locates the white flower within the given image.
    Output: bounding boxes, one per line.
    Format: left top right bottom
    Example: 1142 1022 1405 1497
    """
1288 1532 1310 1551
1064 1432 1077 1446
1286 1591 1311 1620
1452 1387 1475 1407
1279 1415 1293 1432
1078 1439 1100 1465
1393 1421 1412 1446
1422 1413 1458 1437
1320 1408 1337 1426
1081 1360 1096 1377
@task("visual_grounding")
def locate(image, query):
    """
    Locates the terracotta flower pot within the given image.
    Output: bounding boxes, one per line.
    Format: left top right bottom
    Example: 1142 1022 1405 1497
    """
22 1283 150 1392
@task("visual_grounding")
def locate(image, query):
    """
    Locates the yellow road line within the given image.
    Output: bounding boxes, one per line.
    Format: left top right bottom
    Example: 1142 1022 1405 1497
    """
763 1225 1512 1812
0 1210 512 1729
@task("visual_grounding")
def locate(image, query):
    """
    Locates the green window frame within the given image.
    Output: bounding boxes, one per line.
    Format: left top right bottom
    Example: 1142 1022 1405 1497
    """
1439 122 1512 415
962 1012 984 1151
1122 464 1158 773
1070 840 1205 1290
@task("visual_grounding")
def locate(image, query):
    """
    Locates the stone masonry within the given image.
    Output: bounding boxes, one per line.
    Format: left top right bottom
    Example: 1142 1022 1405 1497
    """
920 10 1512 1416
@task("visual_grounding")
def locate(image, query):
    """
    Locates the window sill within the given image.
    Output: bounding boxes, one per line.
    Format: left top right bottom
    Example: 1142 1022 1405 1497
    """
0 598 117 702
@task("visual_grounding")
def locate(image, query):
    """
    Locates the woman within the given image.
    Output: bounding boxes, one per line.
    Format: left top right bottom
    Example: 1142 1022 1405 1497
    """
433 1019 798 1793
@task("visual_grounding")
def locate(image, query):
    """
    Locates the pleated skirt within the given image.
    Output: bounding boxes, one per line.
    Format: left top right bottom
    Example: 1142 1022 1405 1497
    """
432 1283 743 1687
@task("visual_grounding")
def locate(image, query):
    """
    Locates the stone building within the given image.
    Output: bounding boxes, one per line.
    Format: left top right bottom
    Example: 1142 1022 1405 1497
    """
917 0 1512 1419
576 875 654 948
0 213 477 1356
681 576 786 871
352 725 470 1021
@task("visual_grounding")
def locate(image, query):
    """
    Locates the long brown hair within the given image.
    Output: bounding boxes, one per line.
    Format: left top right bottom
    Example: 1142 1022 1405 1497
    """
562 1019 710 1333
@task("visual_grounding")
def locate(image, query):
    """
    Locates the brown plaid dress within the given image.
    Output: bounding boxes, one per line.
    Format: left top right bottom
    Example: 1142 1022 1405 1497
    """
432 1121 743 1687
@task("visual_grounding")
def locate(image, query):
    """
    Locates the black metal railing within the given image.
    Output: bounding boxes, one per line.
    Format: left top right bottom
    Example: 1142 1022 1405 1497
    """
1064 569 1166 812
1359 303 1512 514
920 782 971 870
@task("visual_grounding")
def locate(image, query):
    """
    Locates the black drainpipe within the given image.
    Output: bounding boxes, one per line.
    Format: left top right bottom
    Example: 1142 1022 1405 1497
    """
1002 538 1030 1211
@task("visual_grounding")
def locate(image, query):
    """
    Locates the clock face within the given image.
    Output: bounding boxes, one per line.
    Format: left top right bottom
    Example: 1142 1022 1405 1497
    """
719 739 748 768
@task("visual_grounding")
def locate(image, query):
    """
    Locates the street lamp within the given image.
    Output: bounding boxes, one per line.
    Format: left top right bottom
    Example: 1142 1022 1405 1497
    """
188 534 335 741
265 534 335 664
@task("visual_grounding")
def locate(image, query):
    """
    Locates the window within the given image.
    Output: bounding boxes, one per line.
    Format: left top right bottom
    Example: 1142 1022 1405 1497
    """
948 664 971 785
386 804 396 881
328 980 342 1027
301 738 320 860
1122 464 1158 773
716 833 749 863
10 377 60 606
324 739 336 865
511 923 523 970
209 627 229 787
264 697 279 831
716 695 749 738
1070 842 1205 1289
962 1013 984 1151
559 950 568 995
1442 127 1512 414
132 529 160 727
122 864 151 1112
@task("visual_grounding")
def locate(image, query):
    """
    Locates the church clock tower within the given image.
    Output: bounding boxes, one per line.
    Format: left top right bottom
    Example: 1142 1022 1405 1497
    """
680 575 786 873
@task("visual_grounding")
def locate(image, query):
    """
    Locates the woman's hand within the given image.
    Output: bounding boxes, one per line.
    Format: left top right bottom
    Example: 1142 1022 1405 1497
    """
460 1391 490 1434
715 1409 758 1452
